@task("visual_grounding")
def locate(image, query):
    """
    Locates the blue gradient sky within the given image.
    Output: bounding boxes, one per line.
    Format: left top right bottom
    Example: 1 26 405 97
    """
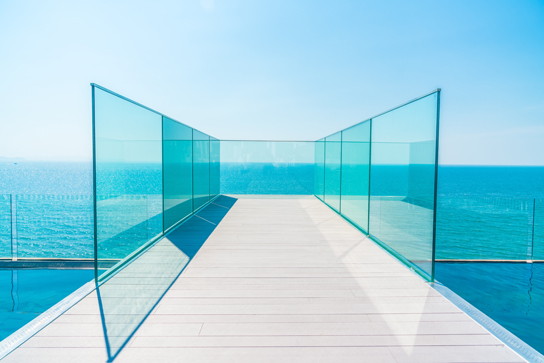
0 0 543 164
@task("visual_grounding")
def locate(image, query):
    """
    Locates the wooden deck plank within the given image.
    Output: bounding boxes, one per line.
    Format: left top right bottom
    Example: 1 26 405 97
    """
2 197 524 363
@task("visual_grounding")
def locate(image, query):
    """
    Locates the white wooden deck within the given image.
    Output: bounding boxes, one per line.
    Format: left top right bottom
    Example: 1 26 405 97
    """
4 197 524 362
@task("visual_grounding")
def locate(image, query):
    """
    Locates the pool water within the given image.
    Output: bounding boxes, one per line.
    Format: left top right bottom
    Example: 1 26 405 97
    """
436 262 544 355
0 268 95 341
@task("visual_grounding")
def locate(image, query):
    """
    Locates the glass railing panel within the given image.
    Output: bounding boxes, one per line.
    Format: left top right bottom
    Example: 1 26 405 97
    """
220 141 314 195
93 86 163 273
340 121 371 233
369 92 438 278
436 197 532 261
162 117 193 231
0 195 10 259
534 199 543 260
314 139 325 201
15 195 93 259
210 137 221 199
324 132 342 212
193 130 210 210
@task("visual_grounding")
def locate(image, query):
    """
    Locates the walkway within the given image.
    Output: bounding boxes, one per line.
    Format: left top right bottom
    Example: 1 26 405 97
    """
4 197 524 362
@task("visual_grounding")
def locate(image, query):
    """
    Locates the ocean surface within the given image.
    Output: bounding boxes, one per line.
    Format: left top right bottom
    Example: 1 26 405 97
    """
1 162 544 353
2 162 543 260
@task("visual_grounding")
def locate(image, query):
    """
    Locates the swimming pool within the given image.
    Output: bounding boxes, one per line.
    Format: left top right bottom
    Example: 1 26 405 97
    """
436 262 544 355
0 268 95 341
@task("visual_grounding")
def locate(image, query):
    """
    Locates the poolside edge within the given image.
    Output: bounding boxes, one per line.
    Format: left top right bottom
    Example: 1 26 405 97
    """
0 279 96 360
431 282 544 363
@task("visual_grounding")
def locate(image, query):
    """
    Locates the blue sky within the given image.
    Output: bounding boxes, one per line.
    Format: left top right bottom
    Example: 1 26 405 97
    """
0 0 543 165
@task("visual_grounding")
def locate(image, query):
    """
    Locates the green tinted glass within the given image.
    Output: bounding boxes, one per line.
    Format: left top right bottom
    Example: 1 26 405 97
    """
220 141 314 195
93 87 163 270
210 137 220 199
324 132 342 212
163 117 193 231
193 130 210 210
369 93 438 278
341 122 370 233
314 139 325 201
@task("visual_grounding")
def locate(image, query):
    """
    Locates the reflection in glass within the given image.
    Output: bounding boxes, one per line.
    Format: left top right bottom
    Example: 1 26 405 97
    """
341 122 371 233
193 130 210 210
316 91 440 280
163 117 193 231
93 87 163 275
314 139 325 201
324 132 342 212
97 196 236 361
369 93 438 278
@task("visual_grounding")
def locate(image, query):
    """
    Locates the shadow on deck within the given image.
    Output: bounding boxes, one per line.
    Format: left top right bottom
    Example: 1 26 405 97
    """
96 196 237 361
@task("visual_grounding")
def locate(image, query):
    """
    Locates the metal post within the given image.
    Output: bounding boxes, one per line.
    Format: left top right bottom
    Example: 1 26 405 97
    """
10 194 17 261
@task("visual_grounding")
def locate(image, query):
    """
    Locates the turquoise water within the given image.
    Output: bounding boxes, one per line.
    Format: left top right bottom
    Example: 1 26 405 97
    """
1 162 543 259
0 268 95 341
1 162 544 353
436 262 544 354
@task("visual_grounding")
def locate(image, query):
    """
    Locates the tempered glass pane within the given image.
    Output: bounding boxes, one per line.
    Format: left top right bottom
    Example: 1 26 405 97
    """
0 195 10 258
314 139 325 200
15 195 93 258
324 132 342 212
341 122 370 232
436 197 532 260
534 199 543 260
220 141 314 195
210 137 221 199
163 117 193 231
193 130 210 210
369 93 438 277
94 87 163 269
96 238 189 359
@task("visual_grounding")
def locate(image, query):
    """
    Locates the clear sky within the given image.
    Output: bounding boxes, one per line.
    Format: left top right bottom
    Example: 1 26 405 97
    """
0 0 543 165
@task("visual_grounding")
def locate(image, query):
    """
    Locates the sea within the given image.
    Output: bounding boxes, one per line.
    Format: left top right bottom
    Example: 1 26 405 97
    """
1 162 544 353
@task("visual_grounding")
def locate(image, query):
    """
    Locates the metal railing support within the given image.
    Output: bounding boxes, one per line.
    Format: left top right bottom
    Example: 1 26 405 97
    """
10 194 17 261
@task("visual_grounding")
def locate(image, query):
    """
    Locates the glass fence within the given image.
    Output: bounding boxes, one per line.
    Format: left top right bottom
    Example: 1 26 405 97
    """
0 195 93 260
91 84 221 359
2 194 541 265
436 197 538 261
314 90 440 281
220 141 314 195
92 84 220 279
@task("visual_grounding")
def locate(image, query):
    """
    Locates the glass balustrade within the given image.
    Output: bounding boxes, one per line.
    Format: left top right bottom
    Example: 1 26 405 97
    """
163 117 193 232
315 90 440 281
220 140 314 195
